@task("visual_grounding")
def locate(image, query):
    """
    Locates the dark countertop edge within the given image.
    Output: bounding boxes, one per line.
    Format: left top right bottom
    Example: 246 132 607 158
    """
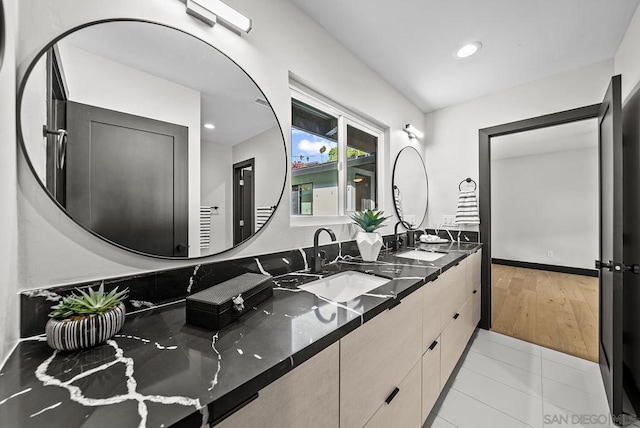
201 245 482 425
208 320 360 424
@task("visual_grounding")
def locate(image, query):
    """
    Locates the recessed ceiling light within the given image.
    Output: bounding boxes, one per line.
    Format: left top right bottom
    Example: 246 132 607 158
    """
456 42 482 58
204 123 215 129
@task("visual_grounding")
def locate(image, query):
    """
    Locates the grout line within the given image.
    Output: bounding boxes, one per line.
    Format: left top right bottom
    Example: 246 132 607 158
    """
442 388 536 428
541 355 600 377
450 369 543 427
541 376 609 401
460 362 543 401
539 399 609 426
467 348 542 376
540 348 599 373
477 331 543 357
436 414 461 428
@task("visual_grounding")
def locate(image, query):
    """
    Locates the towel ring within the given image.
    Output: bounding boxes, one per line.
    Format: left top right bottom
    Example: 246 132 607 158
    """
458 177 477 191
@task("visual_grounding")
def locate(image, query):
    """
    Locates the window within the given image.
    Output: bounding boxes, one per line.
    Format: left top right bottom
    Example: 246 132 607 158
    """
291 182 313 215
291 89 382 221
346 123 377 212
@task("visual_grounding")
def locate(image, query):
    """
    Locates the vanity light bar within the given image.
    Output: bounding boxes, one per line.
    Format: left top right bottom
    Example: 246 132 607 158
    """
185 0 252 33
404 124 424 139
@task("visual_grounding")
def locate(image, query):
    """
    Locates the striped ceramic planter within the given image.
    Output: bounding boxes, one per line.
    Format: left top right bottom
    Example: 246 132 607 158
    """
45 303 126 351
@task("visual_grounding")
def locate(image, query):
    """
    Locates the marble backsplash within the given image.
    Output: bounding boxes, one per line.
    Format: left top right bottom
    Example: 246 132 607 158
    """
20 229 478 337
20 239 361 337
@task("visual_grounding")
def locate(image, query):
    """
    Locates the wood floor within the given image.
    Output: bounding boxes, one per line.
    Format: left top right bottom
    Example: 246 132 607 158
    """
491 264 599 362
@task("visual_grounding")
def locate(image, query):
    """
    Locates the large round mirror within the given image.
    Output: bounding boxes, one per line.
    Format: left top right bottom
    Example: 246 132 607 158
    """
392 146 428 228
19 20 286 259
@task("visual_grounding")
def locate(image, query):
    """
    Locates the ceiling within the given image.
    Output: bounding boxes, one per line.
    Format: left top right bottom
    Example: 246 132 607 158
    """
290 0 640 112
491 118 598 160
61 21 277 145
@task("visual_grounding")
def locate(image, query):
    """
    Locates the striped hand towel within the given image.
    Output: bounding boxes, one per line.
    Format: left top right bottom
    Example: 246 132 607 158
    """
455 190 480 224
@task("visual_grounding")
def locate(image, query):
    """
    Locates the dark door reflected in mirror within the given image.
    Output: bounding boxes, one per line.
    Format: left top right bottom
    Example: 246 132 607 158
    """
19 20 286 259
392 146 428 228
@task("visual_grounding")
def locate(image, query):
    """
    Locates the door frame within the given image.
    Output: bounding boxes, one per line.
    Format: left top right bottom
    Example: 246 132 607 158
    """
233 158 255 245
477 103 601 330
45 45 68 202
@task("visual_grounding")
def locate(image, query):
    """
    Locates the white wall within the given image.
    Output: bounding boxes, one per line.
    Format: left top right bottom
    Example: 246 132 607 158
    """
616 3 640 102
1 0 20 362
200 141 232 254
424 60 614 232
16 0 425 289
491 147 599 269
232 126 285 212
20 57 46 181
56 42 203 257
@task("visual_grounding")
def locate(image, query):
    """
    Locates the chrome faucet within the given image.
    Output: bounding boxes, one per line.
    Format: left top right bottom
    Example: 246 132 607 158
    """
393 220 411 251
311 228 337 273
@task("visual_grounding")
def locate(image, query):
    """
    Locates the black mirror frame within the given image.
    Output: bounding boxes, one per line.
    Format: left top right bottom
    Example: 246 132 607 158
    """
16 18 288 260
391 146 428 229
0 0 5 72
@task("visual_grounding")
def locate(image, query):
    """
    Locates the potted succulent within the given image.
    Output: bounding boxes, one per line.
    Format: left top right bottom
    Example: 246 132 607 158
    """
350 210 390 261
46 284 128 351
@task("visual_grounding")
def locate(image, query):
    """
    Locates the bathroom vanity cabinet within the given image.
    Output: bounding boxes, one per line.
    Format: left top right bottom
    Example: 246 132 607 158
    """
340 288 423 428
215 342 340 427
215 249 482 428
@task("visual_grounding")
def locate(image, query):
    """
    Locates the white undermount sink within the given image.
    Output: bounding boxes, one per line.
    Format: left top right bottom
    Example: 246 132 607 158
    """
395 250 446 262
299 271 389 302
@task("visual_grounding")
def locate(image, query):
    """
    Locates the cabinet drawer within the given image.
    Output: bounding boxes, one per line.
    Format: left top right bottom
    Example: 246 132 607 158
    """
422 278 441 353
440 295 474 389
439 262 467 330
340 290 423 428
364 359 422 428
215 342 339 427
422 338 441 424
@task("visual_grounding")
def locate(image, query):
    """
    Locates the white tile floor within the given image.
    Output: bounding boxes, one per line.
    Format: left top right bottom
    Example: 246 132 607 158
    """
427 329 640 428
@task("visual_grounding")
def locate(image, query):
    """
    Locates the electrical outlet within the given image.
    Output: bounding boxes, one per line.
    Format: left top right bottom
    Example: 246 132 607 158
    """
442 215 456 226
547 250 554 258
403 214 416 226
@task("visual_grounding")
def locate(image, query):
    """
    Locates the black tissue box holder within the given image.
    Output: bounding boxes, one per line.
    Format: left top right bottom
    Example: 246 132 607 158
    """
186 272 274 330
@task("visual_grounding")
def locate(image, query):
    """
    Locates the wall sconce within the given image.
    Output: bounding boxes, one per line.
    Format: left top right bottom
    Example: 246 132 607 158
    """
186 0 252 33
403 124 424 139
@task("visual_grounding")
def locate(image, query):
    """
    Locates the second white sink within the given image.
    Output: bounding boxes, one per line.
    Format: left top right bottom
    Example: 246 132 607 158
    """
395 250 446 262
299 271 389 302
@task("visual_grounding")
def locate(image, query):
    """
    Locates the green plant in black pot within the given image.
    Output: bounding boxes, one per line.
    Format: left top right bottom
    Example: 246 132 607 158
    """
46 284 128 351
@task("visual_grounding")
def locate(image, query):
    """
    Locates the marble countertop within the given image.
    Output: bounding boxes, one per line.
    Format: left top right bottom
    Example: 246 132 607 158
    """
0 242 481 428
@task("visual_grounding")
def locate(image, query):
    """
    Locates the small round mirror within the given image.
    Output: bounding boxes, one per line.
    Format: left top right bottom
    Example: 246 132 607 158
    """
18 20 286 259
0 0 5 71
392 146 428 228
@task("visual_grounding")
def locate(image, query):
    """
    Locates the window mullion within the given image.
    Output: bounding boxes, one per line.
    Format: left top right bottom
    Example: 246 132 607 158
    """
337 115 346 216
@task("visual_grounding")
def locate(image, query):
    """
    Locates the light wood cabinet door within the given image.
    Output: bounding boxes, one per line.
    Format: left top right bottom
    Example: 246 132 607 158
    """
439 262 467 330
422 338 441 424
422 278 441 354
472 287 481 327
466 249 482 296
340 290 423 428
216 342 339 428
364 359 422 428
440 295 474 389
